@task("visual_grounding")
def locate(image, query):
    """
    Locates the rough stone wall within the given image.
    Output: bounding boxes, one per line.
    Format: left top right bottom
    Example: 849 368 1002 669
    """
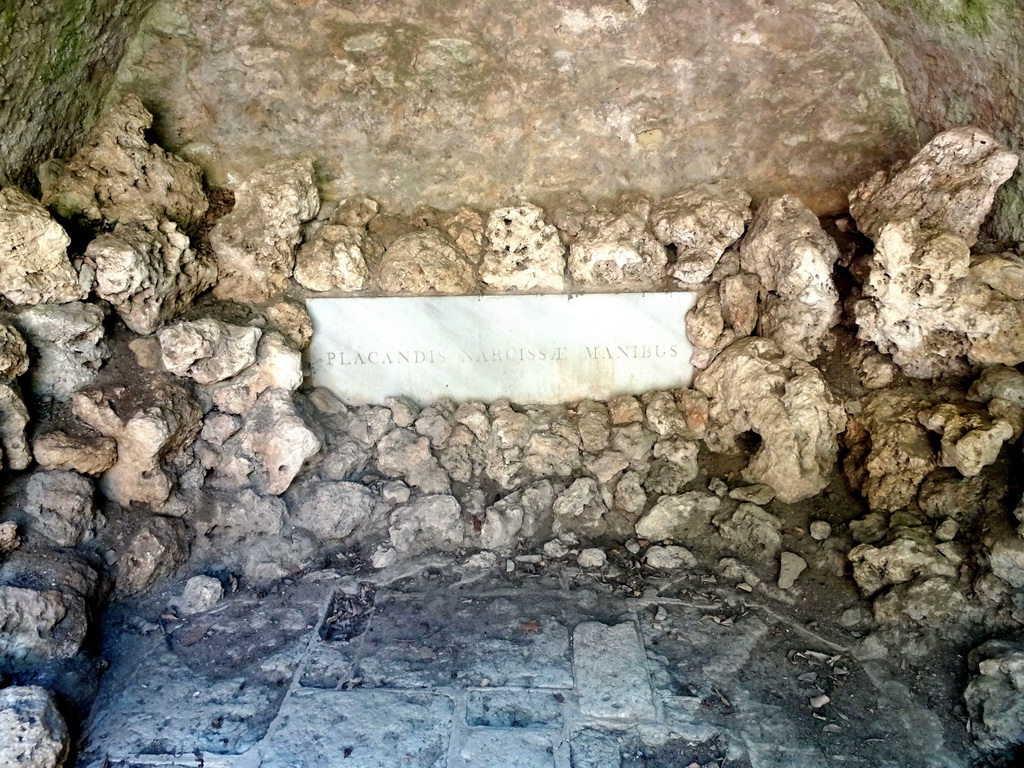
853 0 1024 243
0 0 156 193
109 0 918 215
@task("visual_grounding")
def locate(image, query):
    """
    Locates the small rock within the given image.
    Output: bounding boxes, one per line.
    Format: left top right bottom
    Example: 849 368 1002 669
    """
625 539 641 554
809 521 832 541
645 545 697 570
809 694 831 709
480 204 566 292
935 519 959 543
729 484 776 505
577 548 607 569
463 551 497 570
377 228 476 294
174 575 224 615
371 545 399 569
778 552 808 590
543 540 569 559
0 522 19 554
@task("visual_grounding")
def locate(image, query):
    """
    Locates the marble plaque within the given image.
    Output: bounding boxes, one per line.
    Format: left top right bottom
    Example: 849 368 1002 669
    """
307 293 696 405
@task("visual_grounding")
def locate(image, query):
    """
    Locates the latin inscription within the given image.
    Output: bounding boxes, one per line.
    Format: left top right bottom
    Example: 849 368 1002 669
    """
307 294 697 404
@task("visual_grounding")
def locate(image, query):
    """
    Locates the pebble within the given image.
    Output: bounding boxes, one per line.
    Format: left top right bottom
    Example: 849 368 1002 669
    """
625 539 641 554
543 540 569 559
654 606 668 621
174 575 224 615
935 518 959 542
708 478 728 497
577 548 607 568
777 552 807 590
515 554 543 564
729 484 776 505
809 694 831 709
645 545 697 570
809 520 832 541
371 546 399 569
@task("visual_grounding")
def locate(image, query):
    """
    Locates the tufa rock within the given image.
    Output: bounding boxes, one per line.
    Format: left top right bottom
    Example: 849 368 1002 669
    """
205 332 303 415
965 640 1024 753
211 158 319 302
651 182 752 284
850 127 1019 247
0 686 69 768
114 515 188 596
376 228 476 294
480 204 566 292
87 218 216 335
173 576 224 616
0 586 87 662
577 548 607 568
0 324 29 380
568 212 667 289
0 383 31 470
375 428 451 495
32 430 116 476
158 318 261 384
847 532 957 598
777 551 807 590
288 481 377 541
552 478 609 538
695 337 846 503
635 491 720 542
0 188 84 305
20 470 100 547
41 94 208 232
72 375 202 508
388 494 464 554
645 545 697 570
294 223 375 292
918 403 1012 478
739 195 840 362
13 302 109 401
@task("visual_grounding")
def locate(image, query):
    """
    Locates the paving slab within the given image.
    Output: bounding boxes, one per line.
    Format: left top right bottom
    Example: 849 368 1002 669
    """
573 621 656 722
449 728 560 768
465 688 568 728
260 689 454 768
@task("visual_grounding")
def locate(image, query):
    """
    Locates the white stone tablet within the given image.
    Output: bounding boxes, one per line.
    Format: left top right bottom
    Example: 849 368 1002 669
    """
307 293 696 405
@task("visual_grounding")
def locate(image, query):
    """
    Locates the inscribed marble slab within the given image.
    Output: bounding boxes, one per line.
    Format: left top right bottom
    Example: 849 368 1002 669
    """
306 293 695 405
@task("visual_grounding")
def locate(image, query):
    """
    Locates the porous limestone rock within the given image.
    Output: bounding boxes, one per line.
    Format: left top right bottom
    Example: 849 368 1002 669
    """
210 158 319 302
216 389 321 496
552 478 609 538
375 428 450 495
847 531 957 597
388 494 464 554
174 576 224 616
0 686 69 768
850 127 1019 246
479 497 524 551
918 403 1013 478
739 195 839 362
844 388 937 512
14 302 109 400
719 272 760 337
158 319 261 384
872 576 968 626
0 188 84 306
32 430 116 476
965 640 1024 753
651 182 752 284
577 548 606 569
114 515 188 596
717 504 783 556
205 332 303 415
480 204 566 292
0 586 87 661
288 481 377 541
0 522 19 555
294 224 375 292
695 337 846 503
0 325 29 380
72 376 202 508
261 299 314 351
442 207 485 262
970 365 1024 408
41 94 208 232
635 491 721 543
191 490 286 549
376 228 476 294
645 545 697 570
87 218 216 335
568 212 667 288
972 252 1024 302
0 383 31 470
20 470 99 547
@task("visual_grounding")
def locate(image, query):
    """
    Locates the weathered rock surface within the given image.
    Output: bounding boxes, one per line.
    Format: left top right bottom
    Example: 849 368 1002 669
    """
377 229 476 295
13 302 109 401
32 430 117 477
568 212 666 288
294 224 375 292
41 94 208 232
552 478 609 538
72 376 202 508
0 586 87 661
480 205 566 292
113 515 188 596
87 218 216 335
918 403 1013 478
850 127 1019 246
159 319 261 384
215 389 321 495
288 481 377 541
652 183 751 284
739 195 839 362
645 545 697 570
0 325 29 380
965 640 1024 752
0 686 69 768
695 337 846 503
848 531 957 598
210 158 319 302
844 388 938 512
0 188 84 306
634 491 720 543
388 495 464 554
375 428 451 495
19 471 99 547
718 504 783 556
0 382 31 470
173 575 224 616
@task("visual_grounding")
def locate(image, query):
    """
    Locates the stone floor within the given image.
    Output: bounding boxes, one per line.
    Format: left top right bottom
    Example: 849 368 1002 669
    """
77 556 976 768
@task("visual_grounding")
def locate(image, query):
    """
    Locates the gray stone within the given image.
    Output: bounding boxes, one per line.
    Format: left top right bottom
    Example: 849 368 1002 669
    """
20 470 99 547
14 302 109 401
653 182 752 284
41 94 208 232
159 318 261 384
965 640 1024 752
451 729 558 768
114 515 188 596
211 158 319 302
377 228 476 294
719 504 783 556
289 481 376 541
644 545 697 570
206 332 303 415
809 520 832 541
389 495 464 554
778 552 807 590
552 478 608 538
919 403 1013 477
848 533 957 598
0 586 87 662
480 204 566 292
634 491 720 543
0 686 69 768
0 188 83 306
173 575 224 615
573 622 656 722
728 484 776 506
88 218 216 335
739 195 840 362
850 127 1019 246
577 548 607 569
0 382 31 470
375 428 450 495
32 430 117 476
